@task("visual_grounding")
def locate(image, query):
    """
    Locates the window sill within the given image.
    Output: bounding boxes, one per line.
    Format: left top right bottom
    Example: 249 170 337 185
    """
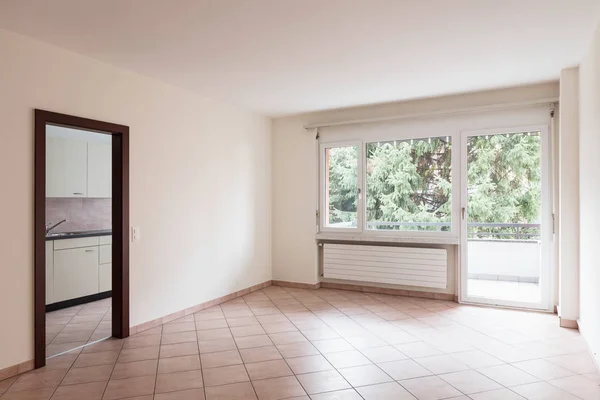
315 232 460 245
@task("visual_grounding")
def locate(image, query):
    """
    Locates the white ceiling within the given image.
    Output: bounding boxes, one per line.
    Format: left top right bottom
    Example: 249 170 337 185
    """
1 0 599 117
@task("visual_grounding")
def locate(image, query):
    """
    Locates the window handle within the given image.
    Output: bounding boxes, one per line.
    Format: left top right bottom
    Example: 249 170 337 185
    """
357 188 362 200
462 207 466 220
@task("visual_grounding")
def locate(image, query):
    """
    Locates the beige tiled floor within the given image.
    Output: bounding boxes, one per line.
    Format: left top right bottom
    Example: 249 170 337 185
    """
46 298 112 357
2 286 599 399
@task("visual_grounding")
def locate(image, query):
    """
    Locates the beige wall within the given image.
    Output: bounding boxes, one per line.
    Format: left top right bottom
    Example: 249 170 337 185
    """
0 30 272 370
578 20 600 368
272 83 559 293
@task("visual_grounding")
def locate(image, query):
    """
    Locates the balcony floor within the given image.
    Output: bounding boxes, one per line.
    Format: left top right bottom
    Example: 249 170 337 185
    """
468 278 541 304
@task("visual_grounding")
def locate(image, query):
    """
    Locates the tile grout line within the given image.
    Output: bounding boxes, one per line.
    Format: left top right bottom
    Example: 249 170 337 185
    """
273 286 368 399
236 296 269 400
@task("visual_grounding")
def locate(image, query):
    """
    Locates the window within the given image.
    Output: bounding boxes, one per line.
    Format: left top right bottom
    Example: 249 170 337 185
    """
320 136 452 235
323 144 359 229
366 137 451 232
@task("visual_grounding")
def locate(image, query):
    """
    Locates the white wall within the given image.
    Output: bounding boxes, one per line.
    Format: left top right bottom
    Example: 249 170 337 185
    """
272 83 559 291
578 20 600 368
0 29 272 370
558 67 580 322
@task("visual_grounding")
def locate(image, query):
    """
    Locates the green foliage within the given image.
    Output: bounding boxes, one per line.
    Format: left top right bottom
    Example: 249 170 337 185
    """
326 133 541 235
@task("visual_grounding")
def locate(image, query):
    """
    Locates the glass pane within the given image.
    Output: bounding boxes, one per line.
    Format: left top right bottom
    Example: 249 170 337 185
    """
325 146 358 228
366 137 451 231
466 131 542 304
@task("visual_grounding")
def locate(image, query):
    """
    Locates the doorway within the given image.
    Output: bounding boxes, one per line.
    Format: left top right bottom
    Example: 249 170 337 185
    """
460 125 553 310
34 110 130 368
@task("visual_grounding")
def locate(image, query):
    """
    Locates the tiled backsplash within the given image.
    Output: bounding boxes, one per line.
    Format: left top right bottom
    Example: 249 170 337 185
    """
46 198 111 233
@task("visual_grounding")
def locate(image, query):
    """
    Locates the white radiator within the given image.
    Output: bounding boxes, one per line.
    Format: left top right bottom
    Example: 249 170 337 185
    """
323 243 447 289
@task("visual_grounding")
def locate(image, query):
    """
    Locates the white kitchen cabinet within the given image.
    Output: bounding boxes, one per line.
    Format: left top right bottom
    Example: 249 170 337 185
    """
53 246 99 302
87 141 112 198
99 244 111 264
99 263 112 292
46 136 88 198
46 241 54 305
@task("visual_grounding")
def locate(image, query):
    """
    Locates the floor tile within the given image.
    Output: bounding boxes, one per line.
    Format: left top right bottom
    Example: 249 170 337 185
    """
545 352 598 374
195 319 229 331
395 342 443 358
205 382 257 399
450 350 505 369
245 360 293 380
111 359 158 379
203 365 250 387
196 328 233 341
117 346 159 363
512 381 579 399
359 345 408 363
201 350 243 368
309 389 362 400
226 317 260 327
324 350 372 369
295 370 350 394
160 342 199 359
251 376 306 400
8 369 68 392
338 364 392 386
438 370 502 394
162 322 197 334
549 375 600 399
234 335 273 349
477 364 539 387
198 338 237 354
413 354 469 374
73 351 119 368
356 381 416 400
158 355 200 374
268 332 307 345
161 332 198 345
399 375 463 400
123 335 162 349
230 325 266 338
378 359 433 380
455 388 524 400
155 370 204 394
311 338 354 354
1 387 55 400
512 359 575 380
285 355 333 374
276 342 319 358
50 381 107 400
239 346 282 363
61 364 113 385
154 388 206 400
103 375 156 400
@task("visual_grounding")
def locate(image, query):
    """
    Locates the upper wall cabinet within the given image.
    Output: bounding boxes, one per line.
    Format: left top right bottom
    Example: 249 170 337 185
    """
46 136 88 197
87 141 112 198
46 126 111 199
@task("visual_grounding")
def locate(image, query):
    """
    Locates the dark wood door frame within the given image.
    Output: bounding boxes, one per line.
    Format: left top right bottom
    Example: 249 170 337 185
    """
34 110 130 369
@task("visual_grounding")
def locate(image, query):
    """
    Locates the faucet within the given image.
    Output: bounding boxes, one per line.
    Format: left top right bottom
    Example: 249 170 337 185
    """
46 219 67 234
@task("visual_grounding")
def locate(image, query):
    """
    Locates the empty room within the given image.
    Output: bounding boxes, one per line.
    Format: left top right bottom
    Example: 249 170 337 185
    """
0 1 599 399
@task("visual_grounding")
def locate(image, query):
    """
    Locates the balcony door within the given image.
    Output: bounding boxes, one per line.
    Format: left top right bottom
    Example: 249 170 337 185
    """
460 126 553 310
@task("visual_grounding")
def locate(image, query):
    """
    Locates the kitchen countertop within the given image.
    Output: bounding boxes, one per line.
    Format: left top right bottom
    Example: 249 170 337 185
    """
46 229 112 241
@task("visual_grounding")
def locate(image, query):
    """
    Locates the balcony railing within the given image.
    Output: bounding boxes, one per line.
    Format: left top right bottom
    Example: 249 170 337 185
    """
365 221 540 241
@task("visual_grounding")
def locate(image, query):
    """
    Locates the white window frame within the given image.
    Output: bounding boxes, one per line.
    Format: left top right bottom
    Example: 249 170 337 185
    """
319 133 458 240
319 141 363 233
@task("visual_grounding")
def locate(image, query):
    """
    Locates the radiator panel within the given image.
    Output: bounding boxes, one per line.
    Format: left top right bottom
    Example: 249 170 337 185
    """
323 243 448 289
